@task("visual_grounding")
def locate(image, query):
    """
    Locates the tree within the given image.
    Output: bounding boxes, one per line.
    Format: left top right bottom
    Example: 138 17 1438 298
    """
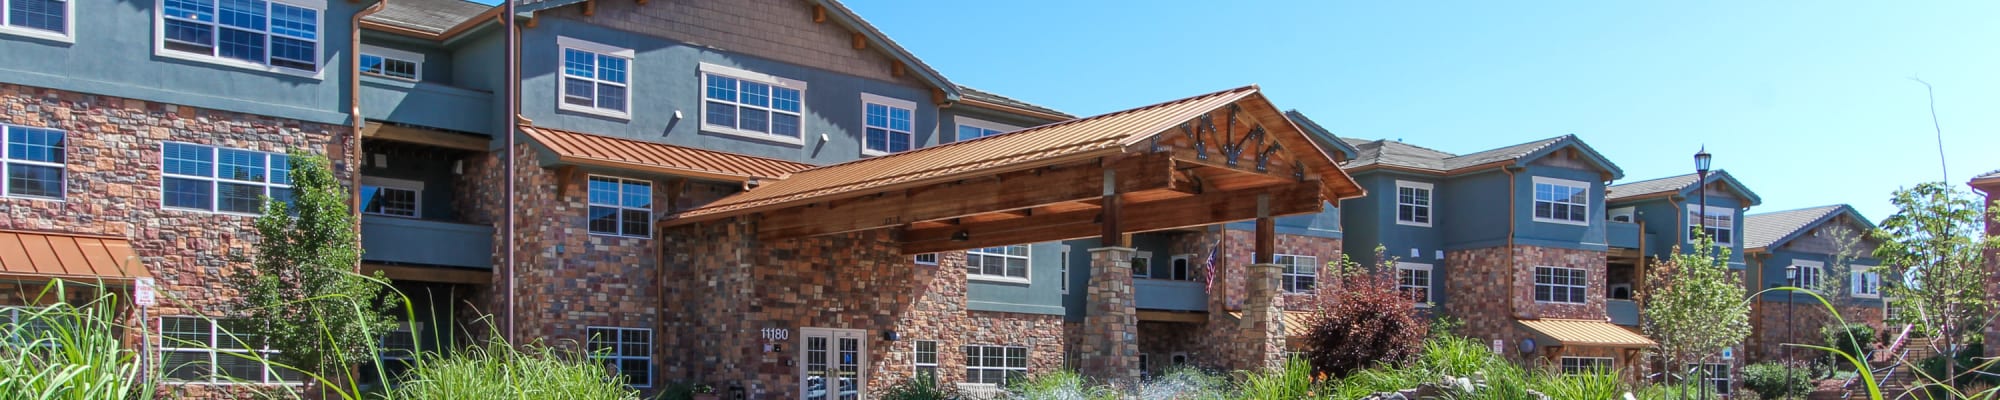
225 151 395 389
1872 182 1997 383
1642 234 1752 397
1299 246 1428 378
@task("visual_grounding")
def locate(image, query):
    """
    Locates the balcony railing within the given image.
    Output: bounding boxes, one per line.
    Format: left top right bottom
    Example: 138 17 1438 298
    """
360 215 494 269
1608 220 1643 249
360 76 495 135
1608 299 1640 326
1135 279 1207 311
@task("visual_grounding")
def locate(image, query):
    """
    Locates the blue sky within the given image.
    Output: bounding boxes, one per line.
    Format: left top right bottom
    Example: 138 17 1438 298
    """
841 0 2000 221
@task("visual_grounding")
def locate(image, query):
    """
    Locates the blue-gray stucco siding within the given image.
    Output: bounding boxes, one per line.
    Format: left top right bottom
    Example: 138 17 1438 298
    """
1751 250 1883 306
964 241 1069 316
1613 195 1749 269
1511 166 1609 252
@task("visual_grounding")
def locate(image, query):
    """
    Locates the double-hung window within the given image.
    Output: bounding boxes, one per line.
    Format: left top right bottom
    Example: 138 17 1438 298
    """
1276 254 1318 293
913 253 938 265
1851 265 1882 298
955 117 1016 142
912 340 938 384
1396 262 1432 306
962 345 1027 386
1687 205 1734 245
586 327 652 388
1790 260 1823 290
1 0 69 40
359 176 421 218
1395 180 1433 226
558 37 631 118
1560 357 1613 374
159 316 303 384
1534 266 1588 304
701 63 805 144
161 142 291 214
861 93 916 155
358 44 421 81
1 306 64 348
3 125 64 199
159 0 321 74
1688 363 1731 395
1532 177 1589 225
586 176 650 238
966 244 1029 281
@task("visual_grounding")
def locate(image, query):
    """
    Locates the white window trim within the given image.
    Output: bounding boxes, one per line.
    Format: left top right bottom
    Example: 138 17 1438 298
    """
913 253 938 265
158 142 291 216
1129 250 1154 279
913 340 938 378
1790 259 1824 290
359 176 423 219
1851 265 1882 299
0 0 74 43
698 62 808 146
960 344 1028 387
1395 180 1434 227
1559 356 1614 374
1 124 67 202
150 0 328 79
1692 363 1732 395
1530 176 1591 226
158 316 303 385
1058 245 1070 294
556 36 633 120
585 175 652 239
1169 253 1194 281
1685 204 1736 245
585 326 652 388
860 92 918 157
358 44 423 81
1170 352 1189 367
1396 262 1433 307
1277 253 1319 294
1533 266 1589 304
965 244 1031 284
953 116 1018 142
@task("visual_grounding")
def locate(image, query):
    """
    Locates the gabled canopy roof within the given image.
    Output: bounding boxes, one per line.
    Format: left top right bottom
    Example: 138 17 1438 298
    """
1607 170 1762 206
1339 135 1623 180
520 125 816 182
1743 204 1876 252
668 85 1366 225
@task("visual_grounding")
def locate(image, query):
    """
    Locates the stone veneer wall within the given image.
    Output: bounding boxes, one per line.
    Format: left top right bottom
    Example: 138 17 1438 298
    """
1747 301 1883 363
0 83 352 399
1151 228 1340 372
1445 245 1609 362
657 218 1064 398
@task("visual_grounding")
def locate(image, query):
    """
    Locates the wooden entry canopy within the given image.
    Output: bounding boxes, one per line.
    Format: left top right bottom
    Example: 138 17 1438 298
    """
662 86 1367 254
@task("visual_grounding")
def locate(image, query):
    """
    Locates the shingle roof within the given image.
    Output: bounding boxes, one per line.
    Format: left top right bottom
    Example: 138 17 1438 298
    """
669 85 1364 222
1338 135 1576 171
1282 111 1359 161
1743 205 1847 250
1606 173 1702 201
960 86 1073 119
364 0 492 35
520 125 816 181
1975 169 2000 182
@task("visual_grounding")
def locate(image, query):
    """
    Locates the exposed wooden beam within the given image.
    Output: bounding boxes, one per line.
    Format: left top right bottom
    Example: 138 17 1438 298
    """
756 155 1175 240
901 181 1325 254
635 0 647 5
892 61 906 77
851 32 866 49
812 5 827 23
582 0 595 16
523 12 538 28
363 263 491 285
1137 310 1207 323
1100 169 1124 247
362 122 490 151
1255 195 1274 264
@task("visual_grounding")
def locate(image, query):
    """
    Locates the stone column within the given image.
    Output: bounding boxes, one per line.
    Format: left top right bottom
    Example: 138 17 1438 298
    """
1241 262 1286 370
1081 247 1140 383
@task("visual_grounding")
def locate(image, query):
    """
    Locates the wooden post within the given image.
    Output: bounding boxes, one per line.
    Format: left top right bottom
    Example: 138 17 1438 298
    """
1101 169 1124 247
1254 194 1274 264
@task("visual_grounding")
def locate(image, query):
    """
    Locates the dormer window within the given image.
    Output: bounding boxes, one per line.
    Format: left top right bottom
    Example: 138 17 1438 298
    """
1532 177 1590 225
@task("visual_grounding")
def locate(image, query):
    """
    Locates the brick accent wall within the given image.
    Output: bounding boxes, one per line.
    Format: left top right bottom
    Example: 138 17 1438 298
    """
1746 300 1884 363
1445 245 1610 362
542 0 929 88
1150 228 1341 372
0 83 352 399
1980 183 1998 356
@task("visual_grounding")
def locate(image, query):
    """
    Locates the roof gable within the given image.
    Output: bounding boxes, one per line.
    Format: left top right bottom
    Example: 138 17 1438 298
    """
1607 170 1762 206
1283 110 1359 162
1744 204 1877 252
1337 135 1621 180
364 0 496 37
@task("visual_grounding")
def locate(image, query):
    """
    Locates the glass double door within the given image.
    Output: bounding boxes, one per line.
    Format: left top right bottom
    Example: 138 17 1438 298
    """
800 328 866 400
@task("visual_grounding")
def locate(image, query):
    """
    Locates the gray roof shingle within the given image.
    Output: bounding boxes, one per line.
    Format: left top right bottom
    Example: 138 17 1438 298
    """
1977 169 2000 180
960 86 1073 119
1743 205 1846 250
365 0 492 34
1339 135 1573 171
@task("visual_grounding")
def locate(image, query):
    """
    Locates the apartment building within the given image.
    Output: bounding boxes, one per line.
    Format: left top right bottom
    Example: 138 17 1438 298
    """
1740 204 1887 363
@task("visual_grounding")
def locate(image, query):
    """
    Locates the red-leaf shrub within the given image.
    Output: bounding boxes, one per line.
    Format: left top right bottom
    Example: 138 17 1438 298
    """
1298 255 1428 378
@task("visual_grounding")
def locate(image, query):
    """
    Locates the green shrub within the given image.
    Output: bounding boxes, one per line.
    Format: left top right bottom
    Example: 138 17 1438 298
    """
1235 357 1321 400
387 340 639 400
1533 368 1626 400
1743 361 1813 399
877 377 960 400
1136 367 1228 399
1823 323 1875 369
1005 369 1113 400
0 284 155 400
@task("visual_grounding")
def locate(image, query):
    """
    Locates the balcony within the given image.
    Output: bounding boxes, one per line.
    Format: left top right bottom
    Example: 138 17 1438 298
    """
360 76 495 135
360 216 494 269
1608 299 1640 326
1608 221 1643 249
1135 279 1207 311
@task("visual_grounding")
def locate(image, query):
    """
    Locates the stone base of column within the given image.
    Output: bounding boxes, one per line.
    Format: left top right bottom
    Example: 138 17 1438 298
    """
1081 247 1140 384
1240 263 1286 371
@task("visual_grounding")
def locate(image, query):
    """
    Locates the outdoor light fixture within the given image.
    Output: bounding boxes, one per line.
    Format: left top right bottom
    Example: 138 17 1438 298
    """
1785 265 1797 280
1694 146 1712 174
951 231 970 242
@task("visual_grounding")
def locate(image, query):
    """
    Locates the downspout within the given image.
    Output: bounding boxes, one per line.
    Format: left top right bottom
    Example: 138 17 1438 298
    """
350 0 388 273
1503 166 1522 321
502 0 520 343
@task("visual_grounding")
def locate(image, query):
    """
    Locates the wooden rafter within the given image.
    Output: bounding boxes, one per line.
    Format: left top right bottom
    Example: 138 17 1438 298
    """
851 32 866 49
900 180 1325 254
756 155 1177 240
582 0 595 16
812 5 827 23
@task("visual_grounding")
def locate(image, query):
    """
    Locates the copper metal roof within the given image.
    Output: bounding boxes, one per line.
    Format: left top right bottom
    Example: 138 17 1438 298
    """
520 125 816 182
1231 310 1317 339
0 230 148 282
1517 318 1657 348
672 85 1359 222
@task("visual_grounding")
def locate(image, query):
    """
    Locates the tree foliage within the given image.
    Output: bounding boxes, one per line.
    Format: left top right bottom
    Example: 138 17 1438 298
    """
225 151 394 378
1872 182 1997 381
1640 234 1752 385
1299 247 1428 378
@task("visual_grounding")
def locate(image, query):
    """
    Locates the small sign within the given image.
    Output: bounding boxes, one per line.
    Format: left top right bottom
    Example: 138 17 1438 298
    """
1492 339 1504 354
761 328 790 341
1721 348 1734 360
134 278 157 307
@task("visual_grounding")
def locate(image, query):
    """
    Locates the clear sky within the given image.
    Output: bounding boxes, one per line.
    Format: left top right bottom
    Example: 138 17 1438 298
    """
841 0 2000 221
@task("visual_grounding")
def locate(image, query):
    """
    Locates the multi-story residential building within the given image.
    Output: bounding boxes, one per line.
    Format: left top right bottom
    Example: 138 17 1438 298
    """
1604 169 1761 394
1740 205 1886 363
1974 170 1999 357
1334 135 1662 375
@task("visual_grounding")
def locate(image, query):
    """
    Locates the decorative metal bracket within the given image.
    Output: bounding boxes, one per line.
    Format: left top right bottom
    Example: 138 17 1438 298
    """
1228 126 1265 166
1256 141 1282 172
1181 115 1212 160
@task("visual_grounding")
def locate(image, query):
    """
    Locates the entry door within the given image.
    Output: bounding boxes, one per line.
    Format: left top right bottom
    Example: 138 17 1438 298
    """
800 328 867 400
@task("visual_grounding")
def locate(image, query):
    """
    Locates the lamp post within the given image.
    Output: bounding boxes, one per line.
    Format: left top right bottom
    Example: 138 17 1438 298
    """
1786 265 1799 399
1693 147 1713 400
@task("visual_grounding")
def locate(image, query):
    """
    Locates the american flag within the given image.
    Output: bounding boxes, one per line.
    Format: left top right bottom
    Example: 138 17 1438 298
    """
1202 244 1219 294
